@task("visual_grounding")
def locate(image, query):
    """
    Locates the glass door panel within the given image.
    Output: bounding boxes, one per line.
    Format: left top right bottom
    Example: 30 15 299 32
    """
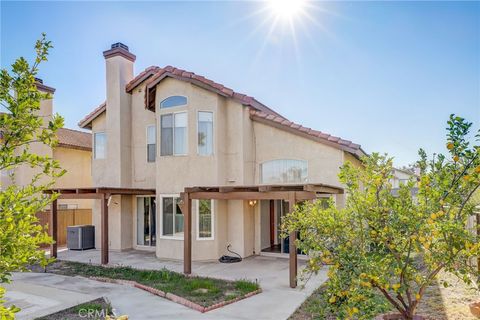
137 197 156 246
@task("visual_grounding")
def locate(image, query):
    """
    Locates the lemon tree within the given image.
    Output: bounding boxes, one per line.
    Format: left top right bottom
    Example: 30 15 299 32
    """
0 34 64 318
283 115 480 319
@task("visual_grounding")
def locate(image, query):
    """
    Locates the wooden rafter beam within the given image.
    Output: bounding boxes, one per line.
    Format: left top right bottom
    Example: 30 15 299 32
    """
303 184 344 194
187 191 316 201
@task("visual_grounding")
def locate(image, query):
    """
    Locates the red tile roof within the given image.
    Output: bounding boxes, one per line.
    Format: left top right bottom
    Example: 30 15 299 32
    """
78 102 106 129
80 65 365 157
125 66 161 92
57 128 92 151
128 65 284 117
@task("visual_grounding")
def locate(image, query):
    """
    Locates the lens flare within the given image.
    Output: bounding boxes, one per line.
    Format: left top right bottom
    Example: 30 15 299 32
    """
268 0 307 20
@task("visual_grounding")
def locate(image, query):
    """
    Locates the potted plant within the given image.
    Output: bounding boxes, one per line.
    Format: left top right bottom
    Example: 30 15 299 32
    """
283 115 480 320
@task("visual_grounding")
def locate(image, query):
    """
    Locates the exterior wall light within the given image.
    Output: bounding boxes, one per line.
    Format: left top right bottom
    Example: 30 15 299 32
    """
248 200 257 207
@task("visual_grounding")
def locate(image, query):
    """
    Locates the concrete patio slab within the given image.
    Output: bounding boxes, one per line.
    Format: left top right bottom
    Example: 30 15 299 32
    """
7 249 327 320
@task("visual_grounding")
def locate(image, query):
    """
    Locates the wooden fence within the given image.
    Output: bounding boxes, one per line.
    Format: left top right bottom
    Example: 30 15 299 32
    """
36 209 92 247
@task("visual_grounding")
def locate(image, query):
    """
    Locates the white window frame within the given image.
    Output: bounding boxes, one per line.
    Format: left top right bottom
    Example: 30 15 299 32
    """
93 132 106 159
159 194 184 240
196 199 214 240
160 111 188 156
197 111 214 156
146 124 156 163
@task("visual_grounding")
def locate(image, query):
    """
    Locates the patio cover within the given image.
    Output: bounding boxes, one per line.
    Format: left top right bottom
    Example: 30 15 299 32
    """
180 183 343 288
44 187 155 264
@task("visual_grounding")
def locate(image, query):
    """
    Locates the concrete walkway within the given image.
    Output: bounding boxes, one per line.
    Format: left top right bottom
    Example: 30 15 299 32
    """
6 249 328 320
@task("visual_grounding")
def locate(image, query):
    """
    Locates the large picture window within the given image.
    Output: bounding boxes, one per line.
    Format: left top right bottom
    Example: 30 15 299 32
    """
198 111 213 155
260 159 308 184
94 132 106 159
160 112 187 156
147 125 156 162
161 196 183 238
197 200 213 240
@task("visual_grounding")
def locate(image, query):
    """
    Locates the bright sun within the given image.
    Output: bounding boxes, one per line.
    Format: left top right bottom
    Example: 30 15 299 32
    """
268 0 307 20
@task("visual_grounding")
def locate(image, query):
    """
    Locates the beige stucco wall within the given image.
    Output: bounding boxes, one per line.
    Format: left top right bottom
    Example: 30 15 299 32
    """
91 112 107 186
53 147 93 209
93 195 133 251
253 121 345 188
130 84 156 189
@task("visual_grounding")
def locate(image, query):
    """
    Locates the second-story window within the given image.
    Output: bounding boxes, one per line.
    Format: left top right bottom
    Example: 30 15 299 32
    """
160 96 187 109
94 132 106 159
161 112 187 156
198 111 213 155
147 125 156 162
260 159 308 184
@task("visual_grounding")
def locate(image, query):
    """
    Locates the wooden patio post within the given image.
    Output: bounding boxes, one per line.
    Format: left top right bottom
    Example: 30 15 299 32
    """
269 200 275 248
184 192 192 274
477 213 480 279
50 199 58 258
101 195 109 265
288 192 298 288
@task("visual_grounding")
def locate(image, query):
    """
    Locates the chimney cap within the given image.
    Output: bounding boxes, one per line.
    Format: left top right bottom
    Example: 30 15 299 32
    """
111 42 129 51
35 78 55 94
103 42 136 62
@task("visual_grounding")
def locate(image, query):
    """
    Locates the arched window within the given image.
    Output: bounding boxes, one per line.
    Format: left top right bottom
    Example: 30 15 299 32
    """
260 159 308 184
160 96 187 109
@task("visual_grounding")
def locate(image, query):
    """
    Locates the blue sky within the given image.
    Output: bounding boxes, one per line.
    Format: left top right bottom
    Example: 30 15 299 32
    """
1 1 479 167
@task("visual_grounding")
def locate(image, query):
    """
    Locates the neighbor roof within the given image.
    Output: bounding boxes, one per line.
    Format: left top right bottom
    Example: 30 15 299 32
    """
80 65 365 157
56 128 92 151
1 112 91 151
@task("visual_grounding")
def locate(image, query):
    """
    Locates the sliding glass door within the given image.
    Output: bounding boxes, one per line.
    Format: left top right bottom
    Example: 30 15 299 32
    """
137 197 156 246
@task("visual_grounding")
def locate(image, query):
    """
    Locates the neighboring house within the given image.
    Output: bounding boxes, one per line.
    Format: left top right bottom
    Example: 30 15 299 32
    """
390 167 418 198
391 167 417 189
77 43 367 261
0 80 93 210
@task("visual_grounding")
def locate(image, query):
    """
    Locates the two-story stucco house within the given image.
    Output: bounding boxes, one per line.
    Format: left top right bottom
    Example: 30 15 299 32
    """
77 43 366 267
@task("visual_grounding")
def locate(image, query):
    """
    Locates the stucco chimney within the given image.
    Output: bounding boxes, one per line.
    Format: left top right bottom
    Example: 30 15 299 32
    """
34 78 55 126
103 42 135 187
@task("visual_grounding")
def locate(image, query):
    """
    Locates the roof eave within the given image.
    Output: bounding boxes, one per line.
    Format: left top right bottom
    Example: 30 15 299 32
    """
78 103 106 130
57 143 92 152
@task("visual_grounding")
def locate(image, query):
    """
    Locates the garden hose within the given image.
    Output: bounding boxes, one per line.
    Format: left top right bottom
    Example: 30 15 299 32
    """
218 244 242 263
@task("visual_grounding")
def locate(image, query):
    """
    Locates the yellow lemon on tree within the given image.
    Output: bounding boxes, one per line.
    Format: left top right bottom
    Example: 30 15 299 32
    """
453 155 459 162
447 142 454 150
